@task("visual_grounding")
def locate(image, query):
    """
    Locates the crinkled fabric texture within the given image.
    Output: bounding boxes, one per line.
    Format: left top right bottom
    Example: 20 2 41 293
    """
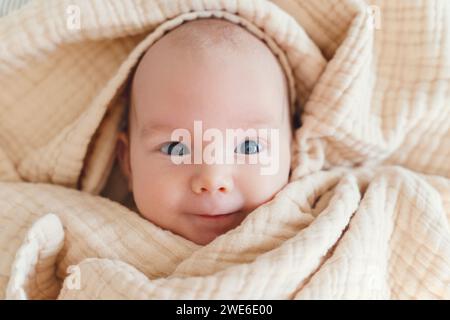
0 0 449 299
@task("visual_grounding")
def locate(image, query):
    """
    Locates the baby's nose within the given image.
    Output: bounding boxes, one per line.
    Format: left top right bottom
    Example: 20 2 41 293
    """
191 166 234 194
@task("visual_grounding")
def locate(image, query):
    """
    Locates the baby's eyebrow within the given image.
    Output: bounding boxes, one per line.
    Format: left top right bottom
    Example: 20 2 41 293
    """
241 118 279 127
139 116 280 138
140 124 176 139
237 114 283 128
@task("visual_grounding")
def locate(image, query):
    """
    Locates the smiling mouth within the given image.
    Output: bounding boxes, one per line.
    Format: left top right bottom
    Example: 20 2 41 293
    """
196 213 236 219
193 210 242 219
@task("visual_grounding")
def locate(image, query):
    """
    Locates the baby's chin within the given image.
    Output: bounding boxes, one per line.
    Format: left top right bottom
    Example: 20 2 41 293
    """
186 231 232 246
188 232 221 246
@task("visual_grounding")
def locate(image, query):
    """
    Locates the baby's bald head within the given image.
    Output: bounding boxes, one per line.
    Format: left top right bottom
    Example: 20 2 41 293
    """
128 18 291 135
157 18 267 60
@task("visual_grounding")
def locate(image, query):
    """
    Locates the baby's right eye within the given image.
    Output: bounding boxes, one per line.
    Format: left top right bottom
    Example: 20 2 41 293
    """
160 141 190 156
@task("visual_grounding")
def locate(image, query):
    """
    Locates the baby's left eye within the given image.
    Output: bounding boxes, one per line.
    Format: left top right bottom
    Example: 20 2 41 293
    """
234 139 262 155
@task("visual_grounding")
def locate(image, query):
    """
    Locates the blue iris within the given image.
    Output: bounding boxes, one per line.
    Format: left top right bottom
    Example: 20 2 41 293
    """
160 142 190 156
235 139 262 155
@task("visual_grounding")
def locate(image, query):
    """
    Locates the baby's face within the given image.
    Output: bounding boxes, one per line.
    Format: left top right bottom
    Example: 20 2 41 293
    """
117 20 292 245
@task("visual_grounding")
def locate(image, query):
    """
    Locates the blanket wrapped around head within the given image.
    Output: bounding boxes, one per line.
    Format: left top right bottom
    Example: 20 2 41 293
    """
0 0 449 299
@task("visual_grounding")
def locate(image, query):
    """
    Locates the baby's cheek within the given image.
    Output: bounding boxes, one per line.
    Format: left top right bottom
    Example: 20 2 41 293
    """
236 162 288 210
240 136 291 206
131 158 187 220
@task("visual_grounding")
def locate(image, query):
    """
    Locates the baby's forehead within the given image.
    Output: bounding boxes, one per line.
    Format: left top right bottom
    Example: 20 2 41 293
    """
131 88 285 133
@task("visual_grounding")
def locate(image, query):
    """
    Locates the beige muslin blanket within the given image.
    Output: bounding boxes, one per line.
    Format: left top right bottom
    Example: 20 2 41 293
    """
0 0 449 299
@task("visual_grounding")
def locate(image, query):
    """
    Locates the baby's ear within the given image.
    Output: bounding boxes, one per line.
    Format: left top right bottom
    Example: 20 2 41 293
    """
116 132 133 191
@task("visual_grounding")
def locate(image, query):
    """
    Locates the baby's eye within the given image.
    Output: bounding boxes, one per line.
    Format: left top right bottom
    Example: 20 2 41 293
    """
234 139 262 155
160 141 190 156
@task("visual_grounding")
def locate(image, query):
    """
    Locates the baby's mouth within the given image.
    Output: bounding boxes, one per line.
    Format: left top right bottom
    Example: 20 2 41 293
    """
188 199 243 216
189 209 247 227
188 209 249 237
194 211 240 219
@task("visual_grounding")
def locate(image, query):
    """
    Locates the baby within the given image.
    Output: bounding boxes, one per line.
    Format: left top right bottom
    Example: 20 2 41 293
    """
116 19 293 245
